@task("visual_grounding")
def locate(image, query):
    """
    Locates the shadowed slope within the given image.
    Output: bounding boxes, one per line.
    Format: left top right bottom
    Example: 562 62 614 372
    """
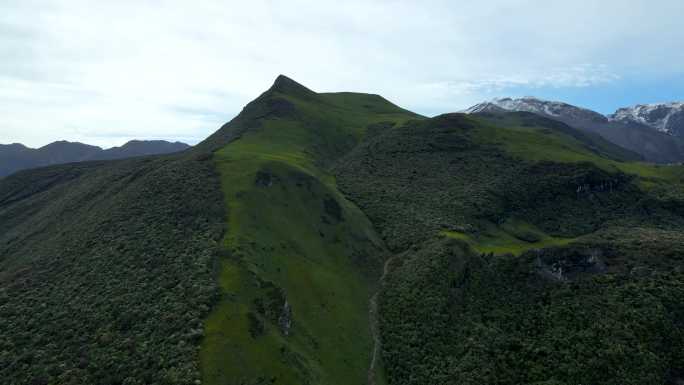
0 152 224 384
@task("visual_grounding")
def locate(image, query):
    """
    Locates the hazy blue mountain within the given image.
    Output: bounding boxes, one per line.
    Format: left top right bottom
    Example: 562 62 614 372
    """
0 139 190 177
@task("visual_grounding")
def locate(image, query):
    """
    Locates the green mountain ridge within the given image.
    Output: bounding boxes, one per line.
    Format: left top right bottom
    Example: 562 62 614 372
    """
1 75 684 385
200 75 418 384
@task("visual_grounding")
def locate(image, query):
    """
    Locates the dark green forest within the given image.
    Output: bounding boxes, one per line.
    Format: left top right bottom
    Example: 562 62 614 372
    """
0 154 224 384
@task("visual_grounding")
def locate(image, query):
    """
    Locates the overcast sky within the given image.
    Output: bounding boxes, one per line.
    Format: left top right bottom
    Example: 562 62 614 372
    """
2 0 683 148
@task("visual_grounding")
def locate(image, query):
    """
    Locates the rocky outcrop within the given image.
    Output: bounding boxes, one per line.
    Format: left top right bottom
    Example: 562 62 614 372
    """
278 300 292 336
532 246 607 281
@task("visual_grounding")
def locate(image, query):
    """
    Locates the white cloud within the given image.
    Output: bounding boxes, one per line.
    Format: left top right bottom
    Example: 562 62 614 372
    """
0 0 682 147
424 65 620 94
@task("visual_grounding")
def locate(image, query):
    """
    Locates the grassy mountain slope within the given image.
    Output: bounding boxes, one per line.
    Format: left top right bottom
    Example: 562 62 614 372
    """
0 75 418 385
199 76 419 385
335 111 684 384
336 113 684 248
2 75 684 385
474 111 644 162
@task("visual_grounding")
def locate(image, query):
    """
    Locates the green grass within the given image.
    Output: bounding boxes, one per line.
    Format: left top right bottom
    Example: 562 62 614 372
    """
282 91 421 164
441 219 575 256
202 146 379 385
475 121 609 166
201 83 417 385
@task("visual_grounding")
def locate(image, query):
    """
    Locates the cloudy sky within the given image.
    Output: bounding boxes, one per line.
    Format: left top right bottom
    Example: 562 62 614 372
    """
2 0 683 148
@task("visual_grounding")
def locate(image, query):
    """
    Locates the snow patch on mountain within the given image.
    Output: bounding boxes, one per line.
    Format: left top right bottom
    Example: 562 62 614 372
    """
464 97 684 138
609 102 684 136
464 97 608 123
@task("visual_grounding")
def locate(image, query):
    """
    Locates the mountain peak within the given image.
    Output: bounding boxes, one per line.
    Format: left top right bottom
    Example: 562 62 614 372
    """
610 102 684 136
464 97 608 124
269 74 316 97
40 141 102 151
0 143 28 149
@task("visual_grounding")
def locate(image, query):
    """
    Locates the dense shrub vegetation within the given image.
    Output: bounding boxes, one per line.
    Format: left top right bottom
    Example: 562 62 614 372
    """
337 112 684 384
380 239 684 385
0 153 224 385
336 114 684 247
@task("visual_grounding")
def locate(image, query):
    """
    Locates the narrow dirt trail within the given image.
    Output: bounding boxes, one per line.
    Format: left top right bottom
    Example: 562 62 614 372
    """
367 255 397 385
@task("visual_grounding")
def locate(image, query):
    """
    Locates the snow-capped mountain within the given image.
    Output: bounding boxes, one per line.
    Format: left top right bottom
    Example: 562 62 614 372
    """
609 102 684 137
464 97 684 164
464 97 608 125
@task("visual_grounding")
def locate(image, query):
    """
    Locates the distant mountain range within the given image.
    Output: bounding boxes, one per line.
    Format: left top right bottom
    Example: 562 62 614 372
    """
0 139 190 177
465 97 684 163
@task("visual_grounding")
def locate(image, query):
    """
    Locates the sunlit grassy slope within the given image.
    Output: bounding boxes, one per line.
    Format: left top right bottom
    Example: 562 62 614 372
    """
442 110 684 254
471 113 684 190
467 114 684 254
200 77 418 385
442 218 575 256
